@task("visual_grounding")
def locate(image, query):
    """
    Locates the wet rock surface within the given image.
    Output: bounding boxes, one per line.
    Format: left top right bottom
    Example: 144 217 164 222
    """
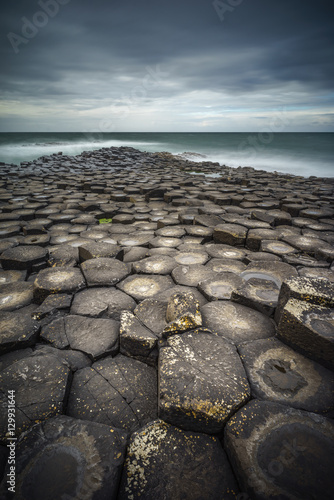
0 146 333 498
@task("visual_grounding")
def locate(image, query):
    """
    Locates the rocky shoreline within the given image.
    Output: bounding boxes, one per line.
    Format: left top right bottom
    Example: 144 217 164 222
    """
0 146 333 499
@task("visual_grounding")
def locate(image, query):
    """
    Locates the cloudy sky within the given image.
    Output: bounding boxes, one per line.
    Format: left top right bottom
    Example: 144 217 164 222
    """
1 0 334 132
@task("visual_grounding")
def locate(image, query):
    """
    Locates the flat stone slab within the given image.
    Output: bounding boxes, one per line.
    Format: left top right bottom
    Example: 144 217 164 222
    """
78 242 123 262
241 261 298 287
134 298 168 334
120 311 158 365
277 298 334 370
118 419 239 500
0 415 127 500
132 255 177 275
81 257 130 286
0 351 71 441
201 300 276 344
0 311 39 354
232 277 280 316
171 265 216 287
67 354 157 434
117 274 174 301
199 272 245 300
0 282 34 312
70 287 136 320
32 293 72 320
174 251 209 266
0 245 48 271
41 315 119 360
205 243 247 260
33 267 86 304
0 270 26 285
205 257 246 274
159 330 250 433
225 400 334 500
239 337 334 414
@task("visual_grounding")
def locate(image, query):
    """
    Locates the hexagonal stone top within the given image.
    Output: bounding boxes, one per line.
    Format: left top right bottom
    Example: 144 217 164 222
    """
159 330 250 433
70 287 136 320
117 274 174 301
33 267 86 304
201 300 276 344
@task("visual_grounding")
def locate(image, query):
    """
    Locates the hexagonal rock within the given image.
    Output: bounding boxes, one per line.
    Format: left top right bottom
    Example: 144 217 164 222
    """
118 419 239 500
198 272 245 301
0 269 26 285
149 236 183 248
159 330 250 433
0 282 34 312
240 336 334 414
133 299 168 334
78 242 123 262
132 255 177 275
174 251 209 266
206 258 246 274
260 239 297 256
277 298 334 370
0 415 127 500
0 245 48 271
232 278 280 316
205 243 247 260
71 287 136 320
275 276 334 323
33 267 86 304
241 261 298 288
67 355 157 434
171 265 216 287
246 228 280 251
41 315 119 360
0 311 39 355
213 223 248 246
120 311 158 365
283 234 328 255
117 274 174 301
224 400 334 500
201 301 276 344
0 351 71 442
80 257 129 287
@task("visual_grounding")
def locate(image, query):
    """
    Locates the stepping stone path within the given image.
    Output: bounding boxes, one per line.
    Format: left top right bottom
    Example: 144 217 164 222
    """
0 146 333 498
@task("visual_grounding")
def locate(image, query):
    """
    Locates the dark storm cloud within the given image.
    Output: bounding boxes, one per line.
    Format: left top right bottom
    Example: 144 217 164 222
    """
1 0 334 130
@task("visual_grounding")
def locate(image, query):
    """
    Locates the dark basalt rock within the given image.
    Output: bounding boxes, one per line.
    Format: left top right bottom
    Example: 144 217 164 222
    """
201 300 276 344
239 337 334 414
118 419 239 500
132 254 177 275
232 277 280 316
159 330 250 433
0 245 48 271
213 223 248 246
171 265 216 287
0 415 127 500
33 267 86 304
117 274 174 301
0 311 39 354
70 287 136 320
41 314 119 360
225 400 334 500
78 241 123 262
0 351 71 442
81 257 130 286
0 282 34 312
277 298 334 370
199 272 245 300
120 311 158 365
67 354 157 434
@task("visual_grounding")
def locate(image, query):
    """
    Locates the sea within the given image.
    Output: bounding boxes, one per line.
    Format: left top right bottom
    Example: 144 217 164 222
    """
0 132 333 178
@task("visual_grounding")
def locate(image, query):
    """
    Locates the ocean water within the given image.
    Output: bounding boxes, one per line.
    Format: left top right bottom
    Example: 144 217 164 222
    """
0 132 333 178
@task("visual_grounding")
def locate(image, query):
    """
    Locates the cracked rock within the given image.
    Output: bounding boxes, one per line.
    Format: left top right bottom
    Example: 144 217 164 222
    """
120 311 158 365
67 354 157 434
159 330 250 433
0 351 71 442
0 311 39 354
70 287 136 320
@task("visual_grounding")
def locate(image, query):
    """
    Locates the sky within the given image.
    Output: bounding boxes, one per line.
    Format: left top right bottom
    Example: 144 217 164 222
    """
1 0 334 132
